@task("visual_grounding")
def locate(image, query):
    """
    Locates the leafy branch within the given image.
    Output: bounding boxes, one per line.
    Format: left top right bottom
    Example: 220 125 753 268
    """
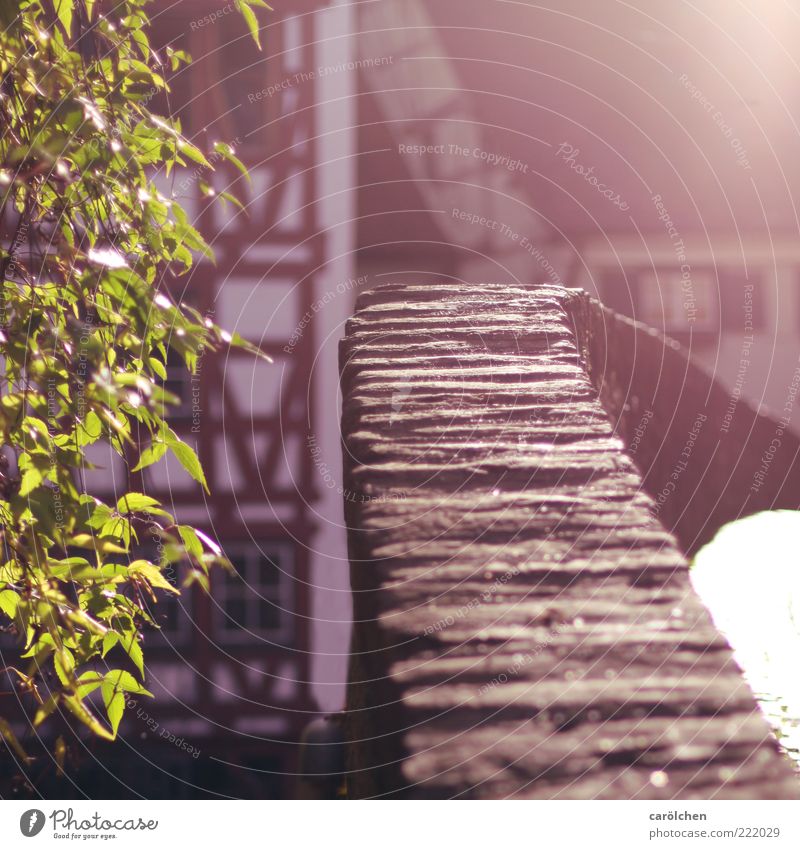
0 0 268 757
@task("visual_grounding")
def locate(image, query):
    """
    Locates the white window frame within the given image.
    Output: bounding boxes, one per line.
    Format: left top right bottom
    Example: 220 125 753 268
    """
213 541 294 644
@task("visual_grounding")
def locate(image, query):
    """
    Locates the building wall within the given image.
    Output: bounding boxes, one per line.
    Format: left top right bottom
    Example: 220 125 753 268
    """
307 0 357 713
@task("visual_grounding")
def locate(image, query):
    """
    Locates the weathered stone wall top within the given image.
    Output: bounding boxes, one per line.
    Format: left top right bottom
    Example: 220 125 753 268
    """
340 282 799 799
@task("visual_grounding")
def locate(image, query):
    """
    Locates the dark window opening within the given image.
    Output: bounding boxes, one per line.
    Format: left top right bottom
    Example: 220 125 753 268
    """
215 542 293 642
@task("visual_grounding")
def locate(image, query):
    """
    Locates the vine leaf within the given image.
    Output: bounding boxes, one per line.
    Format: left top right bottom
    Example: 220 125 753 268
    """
55 0 72 38
0 718 29 762
101 670 152 737
166 429 208 493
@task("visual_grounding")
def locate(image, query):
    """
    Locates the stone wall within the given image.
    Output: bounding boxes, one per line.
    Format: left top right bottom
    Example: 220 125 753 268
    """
339 282 800 799
565 291 800 554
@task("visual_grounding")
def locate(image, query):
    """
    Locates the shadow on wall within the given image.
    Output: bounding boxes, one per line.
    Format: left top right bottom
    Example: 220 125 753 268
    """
565 291 800 555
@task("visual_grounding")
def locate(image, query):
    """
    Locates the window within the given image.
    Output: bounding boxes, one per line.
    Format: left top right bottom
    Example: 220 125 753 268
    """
215 542 293 643
188 17 276 150
599 268 636 317
719 268 763 333
637 267 718 332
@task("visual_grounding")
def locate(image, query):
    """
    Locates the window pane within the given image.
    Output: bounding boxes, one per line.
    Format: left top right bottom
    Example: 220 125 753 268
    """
224 598 248 631
216 542 292 638
258 599 280 631
258 552 281 586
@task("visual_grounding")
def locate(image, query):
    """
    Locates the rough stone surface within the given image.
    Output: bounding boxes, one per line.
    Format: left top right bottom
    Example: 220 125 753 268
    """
339 282 800 799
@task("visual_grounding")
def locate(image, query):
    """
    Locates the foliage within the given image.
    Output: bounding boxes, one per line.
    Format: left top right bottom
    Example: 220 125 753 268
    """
0 0 269 757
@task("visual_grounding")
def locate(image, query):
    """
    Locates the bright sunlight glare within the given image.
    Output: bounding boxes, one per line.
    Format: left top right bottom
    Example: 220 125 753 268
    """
691 510 800 769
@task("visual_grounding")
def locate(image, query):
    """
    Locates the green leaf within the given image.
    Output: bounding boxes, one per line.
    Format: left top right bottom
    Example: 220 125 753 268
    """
77 411 103 447
68 534 128 555
218 190 245 211
104 688 125 737
132 440 168 471
116 493 161 513
213 142 251 185
230 332 273 362
54 648 75 686
65 608 108 636
184 569 210 592
178 525 204 559
101 670 153 736
63 695 115 741
55 0 73 38
149 356 167 380
104 669 151 696
0 393 24 422
21 633 57 660
129 560 179 594
34 694 61 727
238 2 262 48
178 140 211 169
0 718 29 761
102 632 120 658
121 631 145 678
19 466 45 497
166 430 208 493
100 515 134 548
48 558 98 581
86 502 114 529
0 590 18 620
76 672 103 700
